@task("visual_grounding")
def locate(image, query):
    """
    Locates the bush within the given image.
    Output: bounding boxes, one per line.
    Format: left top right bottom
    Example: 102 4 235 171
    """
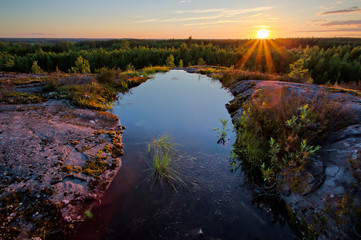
178 59 184 68
220 70 276 87
288 58 313 83
234 87 351 192
57 82 116 110
71 56 90 73
96 67 118 85
165 54 176 68
31 61 44 74
197 57 207 66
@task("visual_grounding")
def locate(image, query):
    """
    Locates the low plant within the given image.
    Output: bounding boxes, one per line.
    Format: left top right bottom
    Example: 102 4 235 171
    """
288 58 313 83
141 66 169 76
197 57 207 66
146 135 184 190
0 92 45 104
220 70 278 87
56 81 116 110
178 59 184 68
31 61 44 74
165 54 176 68
71 56 91 74
47 67 148 110
234 87 351 193
213 118 231 145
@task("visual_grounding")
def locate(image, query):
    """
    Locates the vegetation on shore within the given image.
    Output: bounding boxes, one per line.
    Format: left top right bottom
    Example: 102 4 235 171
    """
231 87 351 190
227 83 361 238
0 66 169 109
0 37 360 238
0 38 360 85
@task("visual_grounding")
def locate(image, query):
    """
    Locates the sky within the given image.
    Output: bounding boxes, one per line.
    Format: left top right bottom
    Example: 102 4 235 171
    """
0 0 360 39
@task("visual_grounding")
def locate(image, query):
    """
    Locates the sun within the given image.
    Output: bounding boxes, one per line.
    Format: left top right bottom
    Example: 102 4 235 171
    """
257 29 269 39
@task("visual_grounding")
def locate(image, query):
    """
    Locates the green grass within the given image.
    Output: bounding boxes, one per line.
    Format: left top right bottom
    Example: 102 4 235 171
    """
54 82 116 110
146 135 184 190
141 66 170 76
0 92 46 104
46 67 151 110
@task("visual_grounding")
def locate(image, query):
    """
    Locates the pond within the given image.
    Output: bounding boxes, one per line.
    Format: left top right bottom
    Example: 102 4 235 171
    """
73 70 296 239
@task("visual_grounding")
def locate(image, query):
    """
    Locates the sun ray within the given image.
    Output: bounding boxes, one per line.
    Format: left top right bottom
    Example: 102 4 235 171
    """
255 40 264 70
240 39 257 48
264 40 276 73
268 39 286 57
236 40 259 69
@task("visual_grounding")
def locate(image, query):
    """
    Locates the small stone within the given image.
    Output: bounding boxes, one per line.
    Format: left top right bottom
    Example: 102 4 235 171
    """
330 194 335 199
90 120 95 124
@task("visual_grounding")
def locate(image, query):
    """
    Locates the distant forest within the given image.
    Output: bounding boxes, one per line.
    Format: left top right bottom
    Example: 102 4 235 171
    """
1 38 360 84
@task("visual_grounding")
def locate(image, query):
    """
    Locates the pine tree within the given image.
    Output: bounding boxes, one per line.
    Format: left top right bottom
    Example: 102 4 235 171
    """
165 54 176 68
72 56 91 73
178 59 184 68
31 61 44 74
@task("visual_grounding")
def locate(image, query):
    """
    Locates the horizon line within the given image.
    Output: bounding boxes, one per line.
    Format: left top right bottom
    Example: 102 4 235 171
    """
1 36 361 41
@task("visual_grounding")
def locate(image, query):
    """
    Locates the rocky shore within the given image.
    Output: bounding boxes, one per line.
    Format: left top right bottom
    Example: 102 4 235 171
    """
0 95 124 238
226 80 361 239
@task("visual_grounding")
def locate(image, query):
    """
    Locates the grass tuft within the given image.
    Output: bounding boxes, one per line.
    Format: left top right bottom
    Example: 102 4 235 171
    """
146 135 184 190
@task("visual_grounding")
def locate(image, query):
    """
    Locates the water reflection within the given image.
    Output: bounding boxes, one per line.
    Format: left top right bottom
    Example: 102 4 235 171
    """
73 70 295 240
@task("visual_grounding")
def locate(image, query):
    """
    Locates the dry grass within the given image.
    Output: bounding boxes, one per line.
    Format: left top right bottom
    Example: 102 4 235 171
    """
337 81 361 91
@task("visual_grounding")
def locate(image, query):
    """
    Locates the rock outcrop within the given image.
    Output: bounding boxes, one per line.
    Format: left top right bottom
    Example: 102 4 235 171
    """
226 80 361 239
0 100 124 239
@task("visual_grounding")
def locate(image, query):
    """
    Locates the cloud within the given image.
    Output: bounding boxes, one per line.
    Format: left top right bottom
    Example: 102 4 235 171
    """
298 28 361 32
183 20 239 26
133 6 272 25
218 7 272 18
134 6 272 24
133 18 158 23
320 6 361 15
175 7 272 16
320 20 361 26
309 19 328 23
178 0 192 3
175 9 225 14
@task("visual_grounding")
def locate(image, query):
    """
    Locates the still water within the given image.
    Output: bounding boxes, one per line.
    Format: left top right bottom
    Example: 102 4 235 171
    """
74 70 295 240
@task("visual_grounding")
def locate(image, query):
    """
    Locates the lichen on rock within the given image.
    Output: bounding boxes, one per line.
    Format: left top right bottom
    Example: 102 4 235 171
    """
0 99 124 239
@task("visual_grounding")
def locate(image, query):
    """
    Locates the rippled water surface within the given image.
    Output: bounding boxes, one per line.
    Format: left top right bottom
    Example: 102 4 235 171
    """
74 70 295 240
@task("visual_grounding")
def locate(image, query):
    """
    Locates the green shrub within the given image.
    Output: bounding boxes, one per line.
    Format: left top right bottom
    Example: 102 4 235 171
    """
31 61 44 74
234 87 350 192
165 54 176 68
288 58 313 83
71 56 90 73
197 57 207 66
178 59 184 68
96 67 118 85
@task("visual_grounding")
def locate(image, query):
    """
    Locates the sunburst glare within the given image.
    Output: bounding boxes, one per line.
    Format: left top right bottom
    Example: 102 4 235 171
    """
257 29 269 39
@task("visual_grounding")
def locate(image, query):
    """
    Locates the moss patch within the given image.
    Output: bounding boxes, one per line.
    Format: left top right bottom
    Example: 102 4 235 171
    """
0 92 46 104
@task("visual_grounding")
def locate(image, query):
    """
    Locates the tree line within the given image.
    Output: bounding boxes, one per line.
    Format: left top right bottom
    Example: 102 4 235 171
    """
0 38 360 84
